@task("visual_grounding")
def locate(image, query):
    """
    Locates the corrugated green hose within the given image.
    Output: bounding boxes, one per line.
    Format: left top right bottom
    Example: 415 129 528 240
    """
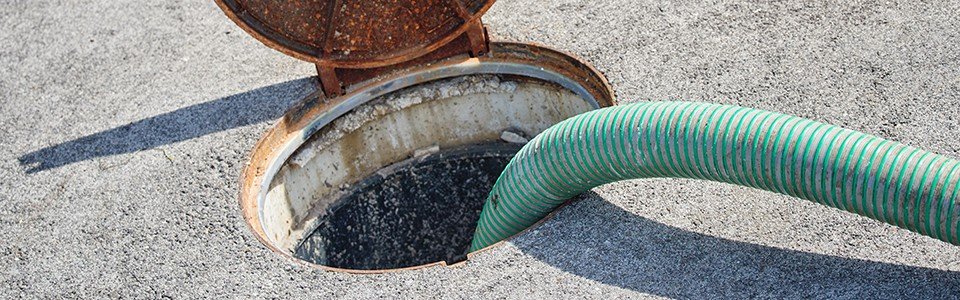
470 101 960 251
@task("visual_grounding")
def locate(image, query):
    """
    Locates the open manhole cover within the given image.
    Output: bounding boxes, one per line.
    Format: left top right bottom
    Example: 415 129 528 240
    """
218 0 614 272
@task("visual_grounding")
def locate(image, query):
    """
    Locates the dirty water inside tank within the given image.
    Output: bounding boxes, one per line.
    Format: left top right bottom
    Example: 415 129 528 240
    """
294 143 520 270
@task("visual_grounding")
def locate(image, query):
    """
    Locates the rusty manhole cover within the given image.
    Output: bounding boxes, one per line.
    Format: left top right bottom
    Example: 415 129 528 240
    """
215 0 616 273
216 0 496 68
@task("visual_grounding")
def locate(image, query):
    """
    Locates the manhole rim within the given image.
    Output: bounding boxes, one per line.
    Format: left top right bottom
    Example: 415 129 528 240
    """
239 42 615 273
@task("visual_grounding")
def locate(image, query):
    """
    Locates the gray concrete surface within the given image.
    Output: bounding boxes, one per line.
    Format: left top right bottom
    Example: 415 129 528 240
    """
2 0 960 298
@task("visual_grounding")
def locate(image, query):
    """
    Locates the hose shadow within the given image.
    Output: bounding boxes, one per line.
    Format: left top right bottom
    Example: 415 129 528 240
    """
17 78 315 173
514 192 960 298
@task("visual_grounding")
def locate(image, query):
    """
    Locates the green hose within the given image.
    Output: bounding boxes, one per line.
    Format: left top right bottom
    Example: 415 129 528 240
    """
470 101 960 251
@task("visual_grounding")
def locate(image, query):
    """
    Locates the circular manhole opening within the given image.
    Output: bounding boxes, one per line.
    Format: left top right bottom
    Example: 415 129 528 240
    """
268 75 580 271
240 47 614 272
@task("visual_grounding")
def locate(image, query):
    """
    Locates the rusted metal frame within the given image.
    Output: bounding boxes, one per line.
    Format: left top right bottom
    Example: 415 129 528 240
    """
449 0 472 20
316 18 490 99
449 0 487 56
239 43 615 275
316 0 344 98
464 19 489 57
316 66 343 99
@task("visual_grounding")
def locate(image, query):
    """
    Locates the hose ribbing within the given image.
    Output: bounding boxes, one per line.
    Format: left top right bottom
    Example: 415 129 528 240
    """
470 101 960 251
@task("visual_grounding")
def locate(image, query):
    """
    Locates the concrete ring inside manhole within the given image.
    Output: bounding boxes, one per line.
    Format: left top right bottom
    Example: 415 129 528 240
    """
239 43 615 272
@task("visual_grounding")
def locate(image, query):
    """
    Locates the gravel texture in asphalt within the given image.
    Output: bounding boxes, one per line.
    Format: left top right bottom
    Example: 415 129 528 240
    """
2 0 960 298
